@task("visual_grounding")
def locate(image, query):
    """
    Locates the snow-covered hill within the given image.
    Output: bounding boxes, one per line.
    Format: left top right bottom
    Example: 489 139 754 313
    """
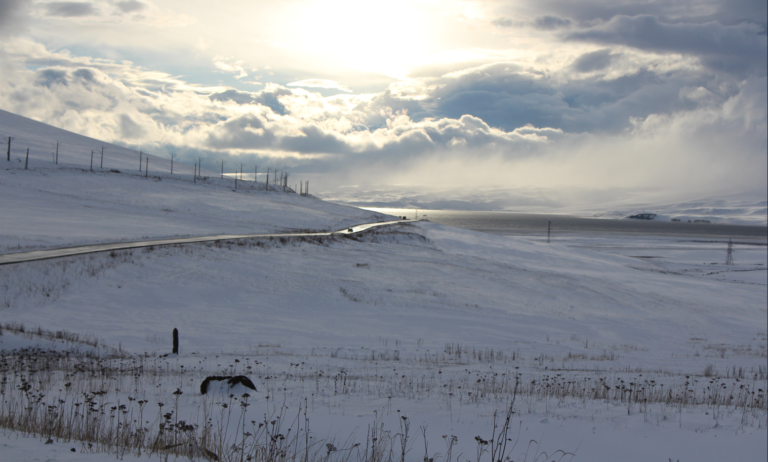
0 109 388 252
0 109 766 462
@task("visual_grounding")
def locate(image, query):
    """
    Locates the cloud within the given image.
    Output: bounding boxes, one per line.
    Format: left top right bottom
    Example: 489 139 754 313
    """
492 15 571 30
527 0 766 28
209 85 292 115
0 0 25 32
288 79 352 93
119 113 146 139
72 68 96 82
0 33 764 208
35 68 69 87
571 49 616 72
533 15 571 30
115 1 146 14
316 76 766 206
420 62 698 134
213 57 248 79
566 15 767 76
43 2 96 17
492 18 514 28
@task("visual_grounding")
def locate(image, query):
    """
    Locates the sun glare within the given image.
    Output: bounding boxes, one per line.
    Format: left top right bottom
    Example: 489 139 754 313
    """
288 0 436 79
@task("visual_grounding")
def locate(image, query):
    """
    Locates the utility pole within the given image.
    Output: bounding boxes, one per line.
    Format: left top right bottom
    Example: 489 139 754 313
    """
193 163 197 184
24 148 29 170
90 150 93 171
254 165 258 185
55 142 59 164
100 146 104 168
725 238 734 265
219 160 225 179
169 153 176 174
266 168 269 189
6 137 12 161
547 221 551 243
139 150 142 172
198 157 201 178
145 158 148 177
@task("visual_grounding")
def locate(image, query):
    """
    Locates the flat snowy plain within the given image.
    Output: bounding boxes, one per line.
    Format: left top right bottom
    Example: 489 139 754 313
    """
1 111 766 462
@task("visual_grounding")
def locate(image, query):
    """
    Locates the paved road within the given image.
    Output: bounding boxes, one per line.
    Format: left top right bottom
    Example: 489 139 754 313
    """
0 220 415 265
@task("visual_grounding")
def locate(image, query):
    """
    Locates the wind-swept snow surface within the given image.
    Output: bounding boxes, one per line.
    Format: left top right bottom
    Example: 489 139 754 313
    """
1 223 765 461
0 110 766 461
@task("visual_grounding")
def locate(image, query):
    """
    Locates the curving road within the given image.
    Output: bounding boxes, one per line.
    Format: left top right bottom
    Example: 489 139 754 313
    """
0 219 415 265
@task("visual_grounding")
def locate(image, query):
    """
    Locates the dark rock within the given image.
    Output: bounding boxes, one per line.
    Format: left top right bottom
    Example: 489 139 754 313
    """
627 213 657 220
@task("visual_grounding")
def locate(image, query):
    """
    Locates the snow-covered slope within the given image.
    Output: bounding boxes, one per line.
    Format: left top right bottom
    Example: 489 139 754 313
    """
0 109 766 462
0 110 389 252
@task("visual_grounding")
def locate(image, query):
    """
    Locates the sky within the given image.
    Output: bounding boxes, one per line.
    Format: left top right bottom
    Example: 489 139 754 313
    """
0 0 766 210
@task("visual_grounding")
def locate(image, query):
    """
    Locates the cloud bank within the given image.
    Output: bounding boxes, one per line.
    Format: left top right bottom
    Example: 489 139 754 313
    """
0 0 765 209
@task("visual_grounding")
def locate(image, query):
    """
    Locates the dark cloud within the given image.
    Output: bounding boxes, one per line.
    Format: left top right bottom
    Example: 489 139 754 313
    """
423 63 709 133
72 68 96 81
43 2 96 17
493 16 571 30
279 125 352 155
571 49 615 72
566 15 767 76
427 64 565 130
206 113 357 156
115 1 146 13
0 0 21 16
533 15 571 30
253 87 292 115
0 0 25 32
528 0 766 28
209 87 291 115
209 89 256 105
35 69 68 87
206 114 276 150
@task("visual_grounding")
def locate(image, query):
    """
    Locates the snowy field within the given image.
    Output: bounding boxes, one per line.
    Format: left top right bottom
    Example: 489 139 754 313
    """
1 111 767 461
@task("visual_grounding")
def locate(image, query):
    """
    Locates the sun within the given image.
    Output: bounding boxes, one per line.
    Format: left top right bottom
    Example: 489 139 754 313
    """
287 0 436 79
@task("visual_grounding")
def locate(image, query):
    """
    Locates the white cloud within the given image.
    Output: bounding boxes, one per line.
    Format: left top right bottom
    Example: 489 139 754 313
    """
213 57 248 79
288 80 352 93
